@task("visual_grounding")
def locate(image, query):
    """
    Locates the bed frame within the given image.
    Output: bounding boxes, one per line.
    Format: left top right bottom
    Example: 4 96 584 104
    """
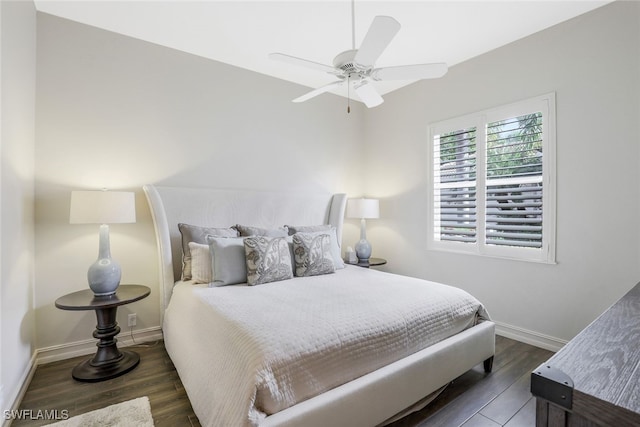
143 184 495 426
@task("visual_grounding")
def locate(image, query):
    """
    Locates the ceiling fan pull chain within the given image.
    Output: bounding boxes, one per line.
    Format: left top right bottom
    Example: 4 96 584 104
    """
347 75 351 113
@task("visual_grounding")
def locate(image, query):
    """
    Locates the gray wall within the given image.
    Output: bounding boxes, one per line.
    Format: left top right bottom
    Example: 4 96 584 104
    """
34 14 364 353
1 0 37 413
26 0 640 371
363 1 640 347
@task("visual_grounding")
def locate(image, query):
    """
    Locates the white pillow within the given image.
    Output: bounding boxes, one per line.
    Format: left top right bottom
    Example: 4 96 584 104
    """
188 242 212 284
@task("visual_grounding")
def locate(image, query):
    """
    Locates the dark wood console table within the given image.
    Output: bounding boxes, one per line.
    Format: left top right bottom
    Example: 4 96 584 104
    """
55 284 150 382
531 281 640 426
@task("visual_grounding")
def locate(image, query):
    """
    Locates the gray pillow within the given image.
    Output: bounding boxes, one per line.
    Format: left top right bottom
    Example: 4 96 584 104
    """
244 237 293 286
206 236 247 286
292 233 335 277
286 224 331 235
233 224 288 237
179 223 238 280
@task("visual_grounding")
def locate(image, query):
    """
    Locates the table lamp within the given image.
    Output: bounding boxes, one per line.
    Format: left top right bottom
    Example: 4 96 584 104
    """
347 198 379 262
70 190 136 296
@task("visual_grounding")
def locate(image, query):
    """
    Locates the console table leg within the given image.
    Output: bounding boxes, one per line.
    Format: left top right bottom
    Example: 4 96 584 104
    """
91 306 123 365
54 285 150 383
71 305 140 382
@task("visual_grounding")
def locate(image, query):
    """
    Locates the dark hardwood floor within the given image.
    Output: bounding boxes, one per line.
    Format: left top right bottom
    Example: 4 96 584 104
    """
389 335 553 426
14 341 200 427
14 335 552 426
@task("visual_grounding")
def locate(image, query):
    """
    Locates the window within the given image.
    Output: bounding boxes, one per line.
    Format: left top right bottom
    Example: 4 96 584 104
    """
428 93 556 263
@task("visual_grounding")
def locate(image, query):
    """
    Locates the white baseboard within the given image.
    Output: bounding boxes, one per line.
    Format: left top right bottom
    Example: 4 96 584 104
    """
2 352 38 427
2 327 162 427
36 326 163 365
494 321 566 352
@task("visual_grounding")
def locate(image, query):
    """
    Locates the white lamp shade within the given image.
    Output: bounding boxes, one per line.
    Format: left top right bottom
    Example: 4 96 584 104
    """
347 198 380 219
70 191 136 224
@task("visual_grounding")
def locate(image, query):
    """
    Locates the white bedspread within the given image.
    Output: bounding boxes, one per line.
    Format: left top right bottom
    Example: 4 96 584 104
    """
163 266 489 427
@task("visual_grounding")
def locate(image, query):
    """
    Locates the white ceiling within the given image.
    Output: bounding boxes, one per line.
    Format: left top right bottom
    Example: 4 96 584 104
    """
34 0 612 102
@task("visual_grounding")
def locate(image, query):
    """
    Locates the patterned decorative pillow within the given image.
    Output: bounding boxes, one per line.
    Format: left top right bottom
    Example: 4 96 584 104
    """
233 224 289 237
296 228 345 269
179 223 238 280
244 237 293 286
292 233 336 277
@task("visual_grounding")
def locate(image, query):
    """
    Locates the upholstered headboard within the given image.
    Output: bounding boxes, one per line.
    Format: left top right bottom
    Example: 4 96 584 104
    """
143 185 347 313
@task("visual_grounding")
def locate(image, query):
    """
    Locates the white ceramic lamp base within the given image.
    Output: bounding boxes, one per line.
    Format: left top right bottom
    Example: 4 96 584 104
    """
88 224 122 296
355 218 372 262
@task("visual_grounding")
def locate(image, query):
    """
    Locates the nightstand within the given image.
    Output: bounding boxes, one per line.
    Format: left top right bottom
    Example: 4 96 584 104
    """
55 284 150 382
346 257 387 268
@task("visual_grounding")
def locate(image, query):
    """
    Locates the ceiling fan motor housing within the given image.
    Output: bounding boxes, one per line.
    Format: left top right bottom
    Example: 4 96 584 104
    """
333 49 368 76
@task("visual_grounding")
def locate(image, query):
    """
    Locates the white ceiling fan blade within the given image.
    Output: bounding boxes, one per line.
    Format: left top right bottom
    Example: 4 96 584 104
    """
293 81 344 103
269 53 337 74
372 63 448 81
354 81 384 108
354 16 401 67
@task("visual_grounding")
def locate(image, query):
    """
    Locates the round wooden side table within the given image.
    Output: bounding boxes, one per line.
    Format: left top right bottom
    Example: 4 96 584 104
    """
346 257 387 268
55 284 150 382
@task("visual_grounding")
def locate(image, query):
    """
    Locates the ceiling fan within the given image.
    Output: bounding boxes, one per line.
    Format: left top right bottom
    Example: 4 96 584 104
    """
269 2 448 112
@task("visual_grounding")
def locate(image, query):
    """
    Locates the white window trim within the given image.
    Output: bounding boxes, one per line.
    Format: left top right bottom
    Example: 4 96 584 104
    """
427 93 556 264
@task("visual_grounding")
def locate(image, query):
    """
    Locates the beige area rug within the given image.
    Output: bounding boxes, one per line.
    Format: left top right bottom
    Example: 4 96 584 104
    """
46 396 153 427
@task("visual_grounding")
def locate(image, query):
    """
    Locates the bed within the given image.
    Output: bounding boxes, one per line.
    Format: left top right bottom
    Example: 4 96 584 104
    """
143 185 495 427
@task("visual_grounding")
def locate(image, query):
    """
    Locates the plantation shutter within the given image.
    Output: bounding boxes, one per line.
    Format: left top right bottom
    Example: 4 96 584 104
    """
485 112 543 248
433 127 477 243
429 93 555 262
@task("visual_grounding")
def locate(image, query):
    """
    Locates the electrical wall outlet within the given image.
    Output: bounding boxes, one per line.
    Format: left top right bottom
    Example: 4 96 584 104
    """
128 313 137 327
